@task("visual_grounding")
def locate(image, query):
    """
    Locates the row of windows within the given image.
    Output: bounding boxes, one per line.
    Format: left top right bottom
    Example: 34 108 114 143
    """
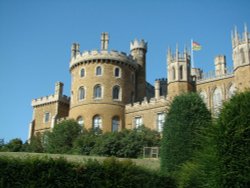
78 85 121 100
76 112 165 133
79 66 121 78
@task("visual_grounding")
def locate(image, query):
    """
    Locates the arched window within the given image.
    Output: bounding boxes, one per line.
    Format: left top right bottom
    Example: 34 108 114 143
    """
96 66 102 76
199 91 208 105
112 116 119 132
228 84 236 98
213 88 222 114
157 113 165 132
93 115 102 129
114 67 120 77
80 68 85 77
94 85 102 99
78 87 85 100
77 116 84 126
112 86 120 100
179 65 183 80
172 67 176 80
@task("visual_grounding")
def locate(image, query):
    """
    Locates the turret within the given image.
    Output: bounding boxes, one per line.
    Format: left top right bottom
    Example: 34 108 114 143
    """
167 45 194 98
101 32 109 51
232 24 250 91
214 55 227 77
71 43 80 59
130 39 147 101
55 82 64 97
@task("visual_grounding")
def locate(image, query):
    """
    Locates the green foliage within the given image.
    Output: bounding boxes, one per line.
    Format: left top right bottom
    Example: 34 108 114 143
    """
0 156 176 188
26 133 44 153
216 91 250 187
4 138 23 152
161 92 211 175
44 119 82 154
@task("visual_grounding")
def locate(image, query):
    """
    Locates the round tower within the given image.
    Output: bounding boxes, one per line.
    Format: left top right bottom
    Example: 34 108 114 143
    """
69 33 137 132
167 45 194 99
130 39 147 101
232 24 250 91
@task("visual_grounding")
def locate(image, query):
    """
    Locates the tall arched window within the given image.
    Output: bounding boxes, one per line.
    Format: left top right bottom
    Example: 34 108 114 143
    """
114 67 120 77
213 88 222 114
112 86 120 100
96 66 102 76
93 115 102 129
228 84 236 99
112 116 119 132
94 85 102 99
199 91 208 105
77 116 84 126
78 87 85 100
172 67 176 80
80 68 85 77
179 65 183 80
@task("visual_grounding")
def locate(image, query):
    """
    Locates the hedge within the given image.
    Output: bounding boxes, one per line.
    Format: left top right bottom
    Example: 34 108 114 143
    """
0 156 176 188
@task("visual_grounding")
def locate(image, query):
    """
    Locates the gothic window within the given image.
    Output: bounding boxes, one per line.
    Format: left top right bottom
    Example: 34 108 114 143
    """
93 115 102 129
80 68 85 77
179 65 183 80
199 91 208 105
78 87 85 100
44 112 50 123
213 87 222 115
134 116 143 128
77 116 84 126
157 113 165 132
172 67 176 80
112 116 119 132
114 67 120 77
228 84 236 99
112 86 120 100
96 66 102 76
94 85 102 99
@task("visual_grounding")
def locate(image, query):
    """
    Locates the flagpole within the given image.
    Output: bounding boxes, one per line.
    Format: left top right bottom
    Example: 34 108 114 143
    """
191 39 194 68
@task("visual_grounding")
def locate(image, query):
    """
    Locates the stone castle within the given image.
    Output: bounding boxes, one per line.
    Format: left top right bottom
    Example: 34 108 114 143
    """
29 25 250 139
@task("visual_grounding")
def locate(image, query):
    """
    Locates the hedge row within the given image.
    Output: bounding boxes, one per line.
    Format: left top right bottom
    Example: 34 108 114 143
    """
0 156 175 188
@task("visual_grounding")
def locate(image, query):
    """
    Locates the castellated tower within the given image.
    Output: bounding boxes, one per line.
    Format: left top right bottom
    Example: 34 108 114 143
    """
232 25 250 91
130 39 147 101
167 46 194 99
69 33 137 132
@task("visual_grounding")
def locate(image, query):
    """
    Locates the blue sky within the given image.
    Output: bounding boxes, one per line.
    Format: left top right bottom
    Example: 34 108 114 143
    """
0 0 249 142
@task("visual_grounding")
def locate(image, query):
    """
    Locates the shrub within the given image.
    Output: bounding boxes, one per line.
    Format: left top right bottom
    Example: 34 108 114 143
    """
4 138 23 152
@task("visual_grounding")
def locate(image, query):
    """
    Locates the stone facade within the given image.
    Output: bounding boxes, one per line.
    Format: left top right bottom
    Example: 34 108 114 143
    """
29 25 250 140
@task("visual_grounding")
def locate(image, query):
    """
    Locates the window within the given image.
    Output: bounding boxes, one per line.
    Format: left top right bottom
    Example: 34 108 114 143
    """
179 65 183 80
199 91 208 105
134 116 142 128
94 85 102 99
93 115 102 129
80 68 85 77
96 66 102 76
157 113 165 132
44 112 50 123
172 67 176 80
112 116 119 132
228 84 236 98
78 87 85 100
77 116 84 126
213 88 222 115
112 86 120 100
114 67 120 77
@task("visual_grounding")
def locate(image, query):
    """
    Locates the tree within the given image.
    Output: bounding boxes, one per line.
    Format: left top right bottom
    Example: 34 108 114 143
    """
161 92 211 175
44 119 82 154
216 91 250 187
5 138 23 152
27 133 44 153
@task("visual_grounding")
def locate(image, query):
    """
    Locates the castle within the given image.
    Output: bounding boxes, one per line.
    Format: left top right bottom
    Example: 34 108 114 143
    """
28 25 250 139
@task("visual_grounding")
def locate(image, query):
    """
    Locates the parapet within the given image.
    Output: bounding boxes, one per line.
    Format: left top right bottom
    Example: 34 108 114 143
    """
70 49 138 70
32 94 70 107
130 39 147 51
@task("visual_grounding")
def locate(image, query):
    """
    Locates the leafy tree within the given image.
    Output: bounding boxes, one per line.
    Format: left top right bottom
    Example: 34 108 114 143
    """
5 138 23 152
161 92 211 175
216 91 250 187
27 133 44 153
44 119 82 154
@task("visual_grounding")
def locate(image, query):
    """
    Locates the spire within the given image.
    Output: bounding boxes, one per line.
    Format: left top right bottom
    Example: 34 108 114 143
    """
175 43 179 60
167 46 172 61
244 23 248 42
101 32 109 51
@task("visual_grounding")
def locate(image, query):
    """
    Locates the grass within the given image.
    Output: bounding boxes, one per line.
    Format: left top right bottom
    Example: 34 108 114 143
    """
0 152 160 170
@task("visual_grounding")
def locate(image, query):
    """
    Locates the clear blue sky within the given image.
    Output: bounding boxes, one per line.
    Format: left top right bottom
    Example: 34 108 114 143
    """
0 0 249 143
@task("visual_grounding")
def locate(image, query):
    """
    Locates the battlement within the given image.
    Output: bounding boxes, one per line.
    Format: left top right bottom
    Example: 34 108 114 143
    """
70 49 138 70
126 96 168 112
167 47 190 63
130 39 147 51
232 24 250 49
32 94 70 107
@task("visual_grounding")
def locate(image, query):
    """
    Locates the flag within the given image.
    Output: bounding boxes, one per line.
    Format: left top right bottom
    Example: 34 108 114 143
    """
192 41 202 51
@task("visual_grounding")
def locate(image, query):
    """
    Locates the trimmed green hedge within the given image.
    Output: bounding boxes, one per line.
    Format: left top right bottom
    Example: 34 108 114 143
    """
0 156 175 188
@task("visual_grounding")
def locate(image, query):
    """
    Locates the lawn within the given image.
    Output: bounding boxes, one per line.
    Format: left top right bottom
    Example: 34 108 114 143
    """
0 152 160 170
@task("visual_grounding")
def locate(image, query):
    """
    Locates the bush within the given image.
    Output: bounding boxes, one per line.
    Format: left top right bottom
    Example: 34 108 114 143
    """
0 156 176 188
4 138 23 152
